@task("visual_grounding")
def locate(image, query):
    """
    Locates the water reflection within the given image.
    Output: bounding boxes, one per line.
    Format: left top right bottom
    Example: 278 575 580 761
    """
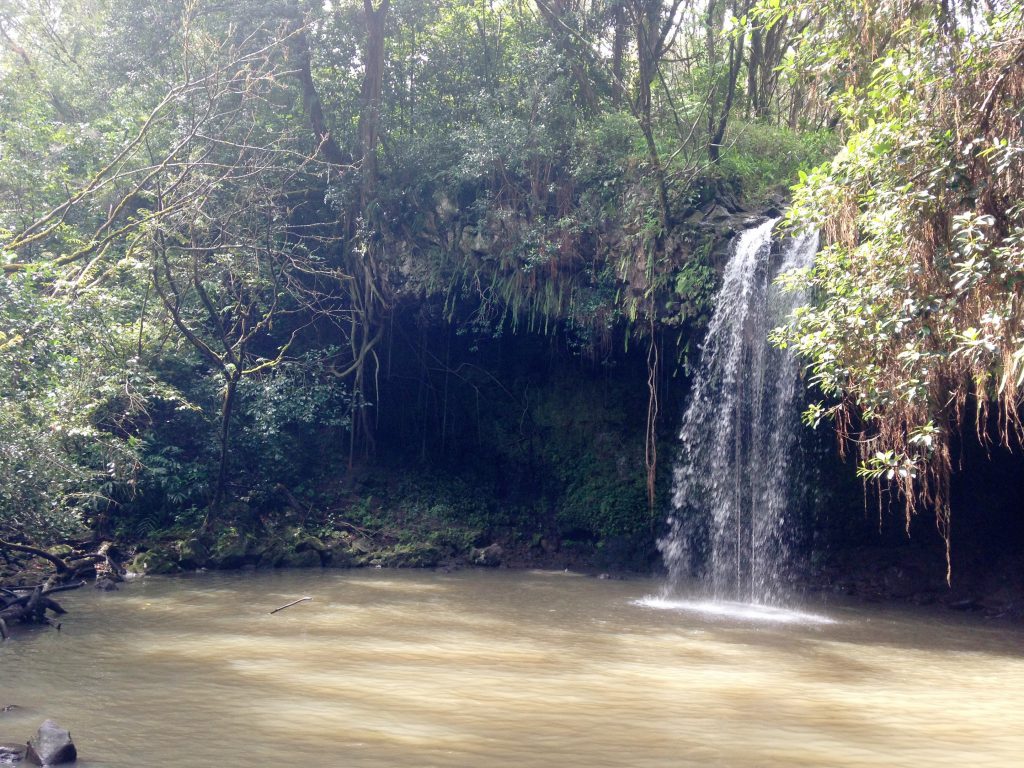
2 569 1022 768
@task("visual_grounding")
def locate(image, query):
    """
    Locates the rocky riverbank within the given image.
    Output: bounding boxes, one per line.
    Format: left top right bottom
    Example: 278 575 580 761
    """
119 525 632 577
808 542 1024 621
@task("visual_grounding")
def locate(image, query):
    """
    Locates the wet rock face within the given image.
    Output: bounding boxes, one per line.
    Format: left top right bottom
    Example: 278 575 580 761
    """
25 720 76 766
0 743 26 765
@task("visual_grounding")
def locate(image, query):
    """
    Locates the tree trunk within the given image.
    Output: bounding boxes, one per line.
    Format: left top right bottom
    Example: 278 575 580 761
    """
634 1 671 229
612 1 627 104
359 0 389 208
288 13 350 168
535 0 600 112
707 22 745 163
341 0 391 463
213 372 240 511
747 25 763 118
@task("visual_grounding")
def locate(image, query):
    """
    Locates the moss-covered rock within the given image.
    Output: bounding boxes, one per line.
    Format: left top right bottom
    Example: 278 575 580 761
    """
426 529 476 559
295 534 327 553
255 538 289 568
176 537 210 569
208 530 260 569
252 534 325 569
127 548 181 575
278 547 323 568
374 543 443 568
322 535 356 568
471 543 504 567
348 537 377 556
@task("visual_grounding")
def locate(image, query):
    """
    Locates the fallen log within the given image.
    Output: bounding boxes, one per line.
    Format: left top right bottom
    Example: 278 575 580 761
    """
6 581 87 597
0 539 121 583
0 581 84 636
0 537 121 638
0 540 70 574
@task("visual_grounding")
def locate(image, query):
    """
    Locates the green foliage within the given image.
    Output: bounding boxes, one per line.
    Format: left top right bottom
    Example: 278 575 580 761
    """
717 122 837 203
0 271 144 541
774 3 1024 557
571 112 647 189
233 352 352 491
672 259 717 326
0 0 864 560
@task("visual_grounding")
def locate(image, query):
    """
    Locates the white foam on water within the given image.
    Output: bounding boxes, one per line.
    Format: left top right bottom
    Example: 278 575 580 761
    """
634 595 836 626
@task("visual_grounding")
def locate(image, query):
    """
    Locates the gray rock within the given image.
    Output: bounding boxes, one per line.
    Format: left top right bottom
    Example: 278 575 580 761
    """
25 720 76 765
94 577 119 591
0 743 26 765
471 543 503 567
703 203 733 223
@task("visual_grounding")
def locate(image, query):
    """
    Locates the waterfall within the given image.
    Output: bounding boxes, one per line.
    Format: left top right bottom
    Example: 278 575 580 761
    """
660 218 818 605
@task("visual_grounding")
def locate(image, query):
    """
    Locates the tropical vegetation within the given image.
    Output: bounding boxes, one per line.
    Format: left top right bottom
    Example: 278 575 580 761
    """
1 0 1020 576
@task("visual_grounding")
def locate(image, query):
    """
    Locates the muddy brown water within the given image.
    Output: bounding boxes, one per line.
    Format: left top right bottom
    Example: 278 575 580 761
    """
2 569 1023 767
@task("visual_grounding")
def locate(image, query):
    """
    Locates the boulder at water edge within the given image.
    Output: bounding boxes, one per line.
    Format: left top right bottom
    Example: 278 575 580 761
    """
471 543 503 567
25 720 76 765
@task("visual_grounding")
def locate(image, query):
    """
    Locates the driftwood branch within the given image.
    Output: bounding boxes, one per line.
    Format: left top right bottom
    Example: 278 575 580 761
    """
269 596 312 614
0 581 84 609
39 581 87 596
0 539 94 636
0 539 70 573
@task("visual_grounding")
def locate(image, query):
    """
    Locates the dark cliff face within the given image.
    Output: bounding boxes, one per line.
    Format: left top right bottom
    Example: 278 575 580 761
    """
947 433 1024 585
798 419 1024 615
362 304 688 571
372 207 1024 599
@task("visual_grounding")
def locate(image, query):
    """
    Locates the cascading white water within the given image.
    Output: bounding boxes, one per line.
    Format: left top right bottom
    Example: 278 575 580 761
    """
659 218 818 605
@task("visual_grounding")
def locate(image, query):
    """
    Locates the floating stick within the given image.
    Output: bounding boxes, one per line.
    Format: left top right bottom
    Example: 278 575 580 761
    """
269 596 312 615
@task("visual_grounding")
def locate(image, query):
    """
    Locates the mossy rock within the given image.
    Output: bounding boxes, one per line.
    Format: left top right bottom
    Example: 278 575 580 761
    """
176 537 210 569
256 538 289 569
127 549 181 575
47 544 74 558
323 538 356 568
376 543 442 568
471 543 503 567
278 548 323 569
209 532 260 569
349 537 376 555
294 534 327 553
426 529 477 558
254 536 325 569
